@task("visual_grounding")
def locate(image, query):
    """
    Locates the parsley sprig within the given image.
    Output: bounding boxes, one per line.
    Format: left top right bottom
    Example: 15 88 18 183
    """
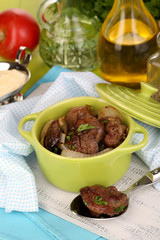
77 123 95 132
114 206 125 212
94 196 108 206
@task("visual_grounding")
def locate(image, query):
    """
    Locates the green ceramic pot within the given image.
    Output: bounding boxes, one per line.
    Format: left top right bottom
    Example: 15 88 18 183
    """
18 97 148 192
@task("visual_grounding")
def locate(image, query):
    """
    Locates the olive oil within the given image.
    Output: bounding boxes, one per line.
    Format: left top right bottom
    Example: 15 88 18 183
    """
98 11 159 89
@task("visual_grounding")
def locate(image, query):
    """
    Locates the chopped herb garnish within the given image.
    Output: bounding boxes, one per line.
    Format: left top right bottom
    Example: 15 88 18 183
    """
99 145 103 151
53 147 59 154
67 131 74 141
84 201 88 206
70 145 75 150
69 131 74 136
59 126 64 131
95 196 103 201
98 140 105 152
66 136 71 141
77 123 95 132
104 120 109 124
94 196 108 205
114 206 125 212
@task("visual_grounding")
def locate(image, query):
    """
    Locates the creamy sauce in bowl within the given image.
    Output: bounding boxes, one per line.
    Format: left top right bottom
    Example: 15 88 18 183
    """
0 69 27 98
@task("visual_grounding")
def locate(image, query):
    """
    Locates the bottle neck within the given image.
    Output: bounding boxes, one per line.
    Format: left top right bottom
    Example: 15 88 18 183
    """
106 0 158 33
113 0 143 5
111 0 146 14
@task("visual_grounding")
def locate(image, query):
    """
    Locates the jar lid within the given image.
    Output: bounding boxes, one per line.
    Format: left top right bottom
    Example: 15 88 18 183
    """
96 82 160 128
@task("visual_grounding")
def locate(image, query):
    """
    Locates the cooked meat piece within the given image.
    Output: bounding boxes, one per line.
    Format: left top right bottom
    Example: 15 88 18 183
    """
65 109 104 154
103 117 127 148
80 133 99 154
43 120 61 152
76 116 104 143
65 106 95 129
104 117 121 130
67 134 81 151
80 185 128 217
104 132 120 148
66 133 99 154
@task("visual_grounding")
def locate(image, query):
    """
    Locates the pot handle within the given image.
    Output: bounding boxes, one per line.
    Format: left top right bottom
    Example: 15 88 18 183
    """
18 112 39 144
118 123 148 154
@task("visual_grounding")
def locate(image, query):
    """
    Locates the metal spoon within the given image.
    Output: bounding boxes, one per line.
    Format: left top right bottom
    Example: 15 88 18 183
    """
70 167 160 219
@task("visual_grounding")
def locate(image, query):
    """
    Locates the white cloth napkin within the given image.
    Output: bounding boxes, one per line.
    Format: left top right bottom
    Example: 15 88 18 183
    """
0 66 160 212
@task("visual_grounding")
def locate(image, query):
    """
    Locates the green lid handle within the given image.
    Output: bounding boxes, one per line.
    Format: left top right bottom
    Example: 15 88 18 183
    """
139 82 158 99
18 112 39 144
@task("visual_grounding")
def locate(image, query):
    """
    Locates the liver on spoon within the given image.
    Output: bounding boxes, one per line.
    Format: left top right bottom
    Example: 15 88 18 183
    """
70 168 160 219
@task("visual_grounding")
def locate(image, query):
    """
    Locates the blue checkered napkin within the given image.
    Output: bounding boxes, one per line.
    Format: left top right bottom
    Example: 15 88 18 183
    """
24 65 71 98
31 71 105 113
0 96 40 212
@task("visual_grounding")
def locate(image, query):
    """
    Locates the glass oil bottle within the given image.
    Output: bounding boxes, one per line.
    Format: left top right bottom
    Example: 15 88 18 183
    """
97 0 159 89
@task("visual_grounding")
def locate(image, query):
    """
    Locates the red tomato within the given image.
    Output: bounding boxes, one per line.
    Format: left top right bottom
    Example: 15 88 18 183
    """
0 8 40 60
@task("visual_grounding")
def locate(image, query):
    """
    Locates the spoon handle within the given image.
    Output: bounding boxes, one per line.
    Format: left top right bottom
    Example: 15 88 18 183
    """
124 167 160 195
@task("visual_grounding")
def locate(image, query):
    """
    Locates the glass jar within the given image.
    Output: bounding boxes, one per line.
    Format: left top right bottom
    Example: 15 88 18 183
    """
37 0 101 71
97 0 159 89
147 32 160 89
